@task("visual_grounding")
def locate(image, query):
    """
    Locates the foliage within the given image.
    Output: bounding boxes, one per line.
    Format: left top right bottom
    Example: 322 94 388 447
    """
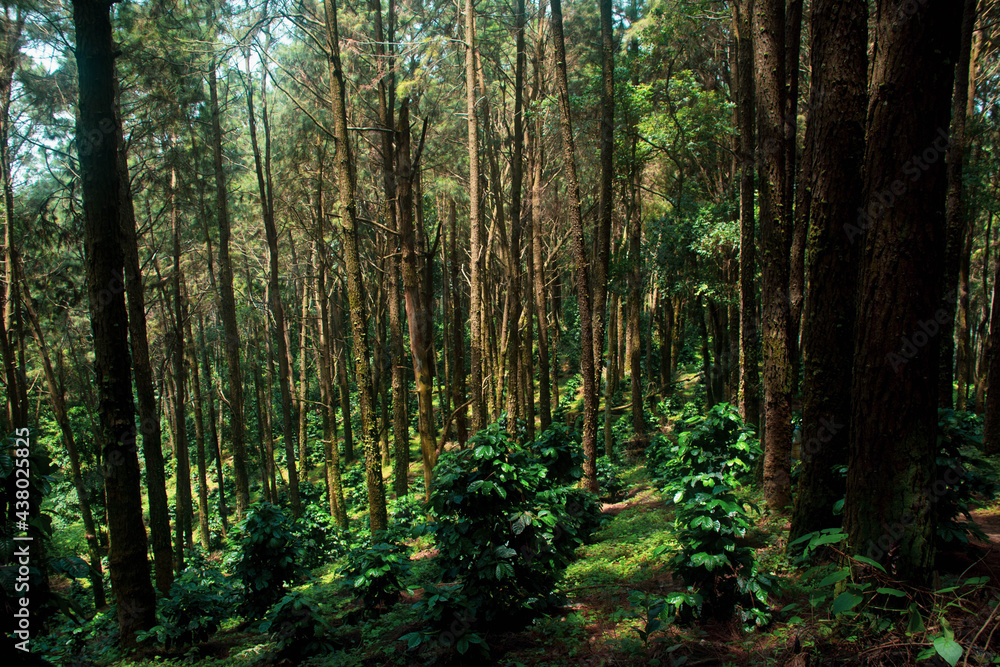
647 402 760 492
530 423 584 485
659 474 772 628
646 407 770 627
293 503 340 569
596 455 628 503
338 532 411 616
934 410 999 549
427 422 600 629
343 462 368 509
400 582 488 660
259 591 336 661
230 502 305 620
139 565 234 648
788 527 993 666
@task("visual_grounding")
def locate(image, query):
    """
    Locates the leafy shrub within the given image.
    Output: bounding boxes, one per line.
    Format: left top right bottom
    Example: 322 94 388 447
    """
400 583 487 660
530 423 584 485
596 456 627 503
338 533 411 616
230 502 305 620
293 504 339 569
935 410 999 549
260 591 335 661
659 475 772 627
142 566 234 648
649 402 760 491
651 405 771 628
429 423 600 629
343 463 367 509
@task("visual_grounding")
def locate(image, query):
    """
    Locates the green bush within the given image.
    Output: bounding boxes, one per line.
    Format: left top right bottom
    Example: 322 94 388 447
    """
230 502 305 620
260 591 335 661
428 423 600 629
935 409 999 549
293 504 339 569
651 405 771 628
649 402 760 492
596 456 627 503
141 566 234 648
530 423 584 485
659 474 771 627
338 533 411 616
343 462 367 509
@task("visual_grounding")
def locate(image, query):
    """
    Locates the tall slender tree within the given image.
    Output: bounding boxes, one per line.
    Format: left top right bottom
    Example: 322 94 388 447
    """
73 0 156 644
551 0 598 492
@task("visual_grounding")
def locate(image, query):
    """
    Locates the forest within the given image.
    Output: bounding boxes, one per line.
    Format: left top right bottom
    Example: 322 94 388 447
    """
2 0 1000 664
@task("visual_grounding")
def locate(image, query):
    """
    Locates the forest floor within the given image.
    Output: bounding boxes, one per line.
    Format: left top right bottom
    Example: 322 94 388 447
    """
87 460 1000 667
47 371 1000 666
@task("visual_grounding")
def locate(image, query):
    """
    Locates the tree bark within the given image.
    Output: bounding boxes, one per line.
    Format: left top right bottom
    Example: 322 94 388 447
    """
945 0 979 410
754 0 792 511
396 99 437 498
734 0 760 429
551 0 598 492
324 0 388 532
208 32 250 518
592 0 614 399
845 0 964 580
465 0 485 433
246 57 300 515
73 0 157 643
788 0 866 547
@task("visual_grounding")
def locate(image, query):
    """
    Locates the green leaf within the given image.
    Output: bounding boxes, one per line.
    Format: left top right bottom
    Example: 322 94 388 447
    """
906 604 925 634
817 569 851 588
830 591 863 615
933 636 962 666
875 587 906 598
852 555 887 573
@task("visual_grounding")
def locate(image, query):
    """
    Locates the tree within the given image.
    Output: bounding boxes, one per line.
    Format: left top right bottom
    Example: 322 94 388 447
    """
733 0 759 430
324 0 388 533
754 0 792 511
844 0 964 580
73 0 156 645
551 0 598 493
788 0 867 546
208 13 251 518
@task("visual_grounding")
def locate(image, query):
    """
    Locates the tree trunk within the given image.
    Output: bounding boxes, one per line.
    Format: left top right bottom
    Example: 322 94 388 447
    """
592 0 614 397
246 57 300 516
465 0 485 433
171 177 193 565
118 77 173 600
785 0 804 390
198 317 227 536
447 200 470 446
208 33 251 518
73 0 157 643
845 0 964 580
754 0 792 511
788 0 866 547
324 0 388 532
0 6 24 434
22 290 106 608
939 0 979 409
734 0 760 429
396 100 437 498
185 309 211 550
551 0 598 493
